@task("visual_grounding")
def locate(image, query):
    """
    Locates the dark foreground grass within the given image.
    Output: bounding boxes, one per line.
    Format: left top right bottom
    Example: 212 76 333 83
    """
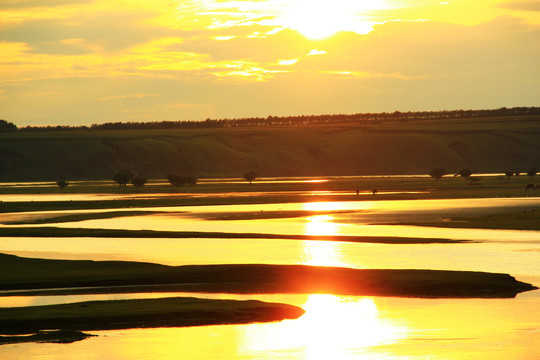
0 297 305 336
0 226 466 244
0 254 536 299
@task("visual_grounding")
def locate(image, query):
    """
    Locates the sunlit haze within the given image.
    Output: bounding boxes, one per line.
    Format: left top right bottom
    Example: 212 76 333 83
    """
1 0 540 125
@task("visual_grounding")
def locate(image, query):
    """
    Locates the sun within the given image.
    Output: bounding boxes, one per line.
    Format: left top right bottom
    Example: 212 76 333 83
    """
278 0 387 39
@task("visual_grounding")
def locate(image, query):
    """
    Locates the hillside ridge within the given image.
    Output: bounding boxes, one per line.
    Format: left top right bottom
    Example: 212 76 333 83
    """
1 116 540 181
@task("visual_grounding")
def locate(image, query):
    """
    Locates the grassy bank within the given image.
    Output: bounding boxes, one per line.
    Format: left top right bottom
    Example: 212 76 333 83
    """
0 254 535 298
0 297 305 336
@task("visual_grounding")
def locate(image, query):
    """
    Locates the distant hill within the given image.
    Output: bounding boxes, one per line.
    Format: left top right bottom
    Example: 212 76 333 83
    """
1 115 540 181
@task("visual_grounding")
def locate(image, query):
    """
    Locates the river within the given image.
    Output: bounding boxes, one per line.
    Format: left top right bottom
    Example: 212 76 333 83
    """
1 195 539 359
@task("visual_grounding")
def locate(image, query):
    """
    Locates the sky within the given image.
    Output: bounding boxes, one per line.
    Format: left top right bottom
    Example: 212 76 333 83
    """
1 0 540 126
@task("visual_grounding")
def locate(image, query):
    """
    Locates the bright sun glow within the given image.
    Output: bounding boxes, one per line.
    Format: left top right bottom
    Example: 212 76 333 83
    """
304 215 339 236
242 294 408 358
302 213 353 267
278 0 387 39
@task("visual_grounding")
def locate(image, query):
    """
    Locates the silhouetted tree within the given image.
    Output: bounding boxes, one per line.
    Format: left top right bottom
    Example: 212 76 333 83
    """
429 167 447 180
0 120 17 132
167 174 197 187
56 180 69 189
131 176 148 188
243 170 257 184
112 170 134 187
167 174 184 187
457 168 473 178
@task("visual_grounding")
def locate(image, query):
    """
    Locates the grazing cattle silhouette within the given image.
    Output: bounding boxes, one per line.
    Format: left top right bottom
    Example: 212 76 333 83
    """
525 184 536 191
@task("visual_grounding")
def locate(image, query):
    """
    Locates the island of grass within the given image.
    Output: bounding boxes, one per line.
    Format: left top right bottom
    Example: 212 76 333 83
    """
394 208 540 231
1 254 536 298
0 297 305 338
0 226 467 244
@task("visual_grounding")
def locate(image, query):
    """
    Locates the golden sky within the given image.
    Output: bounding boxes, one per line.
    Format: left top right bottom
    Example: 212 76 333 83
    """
1 0 540 125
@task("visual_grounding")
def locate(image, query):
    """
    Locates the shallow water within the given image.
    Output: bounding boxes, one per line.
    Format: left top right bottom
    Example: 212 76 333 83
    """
6 197 540 240
1 196 540 359
1 292 538 360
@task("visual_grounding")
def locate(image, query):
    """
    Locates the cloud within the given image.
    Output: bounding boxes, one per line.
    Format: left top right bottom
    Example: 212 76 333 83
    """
2 0 540 126
498 1 540 11
277 59 298 65
307 49 327 56
0 12 176 54
0 0 91 9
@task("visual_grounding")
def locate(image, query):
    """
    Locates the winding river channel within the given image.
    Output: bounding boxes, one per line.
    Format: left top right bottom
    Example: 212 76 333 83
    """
1 193 540 359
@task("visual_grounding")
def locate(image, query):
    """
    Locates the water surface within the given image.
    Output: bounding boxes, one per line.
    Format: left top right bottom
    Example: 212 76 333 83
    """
1 196 539 359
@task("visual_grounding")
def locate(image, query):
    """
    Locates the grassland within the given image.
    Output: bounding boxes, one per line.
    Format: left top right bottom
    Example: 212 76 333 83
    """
0 297 305 336
1 115 540 181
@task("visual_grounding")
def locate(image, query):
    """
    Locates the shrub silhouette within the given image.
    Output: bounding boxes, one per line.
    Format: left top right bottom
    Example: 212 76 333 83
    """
112 170 134 187
131 176 148 188
166 174 197 187
243 171 257 184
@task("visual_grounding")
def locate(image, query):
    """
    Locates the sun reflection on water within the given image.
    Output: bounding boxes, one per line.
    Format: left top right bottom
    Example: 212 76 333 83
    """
302 211 356 267
304 214 339 236
240 294 408 359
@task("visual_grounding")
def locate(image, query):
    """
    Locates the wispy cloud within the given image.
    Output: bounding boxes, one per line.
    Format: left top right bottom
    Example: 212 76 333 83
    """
307 49 326 56
98 94 160 101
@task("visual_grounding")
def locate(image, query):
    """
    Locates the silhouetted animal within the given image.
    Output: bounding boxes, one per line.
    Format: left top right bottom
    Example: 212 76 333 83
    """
525 184 535 191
